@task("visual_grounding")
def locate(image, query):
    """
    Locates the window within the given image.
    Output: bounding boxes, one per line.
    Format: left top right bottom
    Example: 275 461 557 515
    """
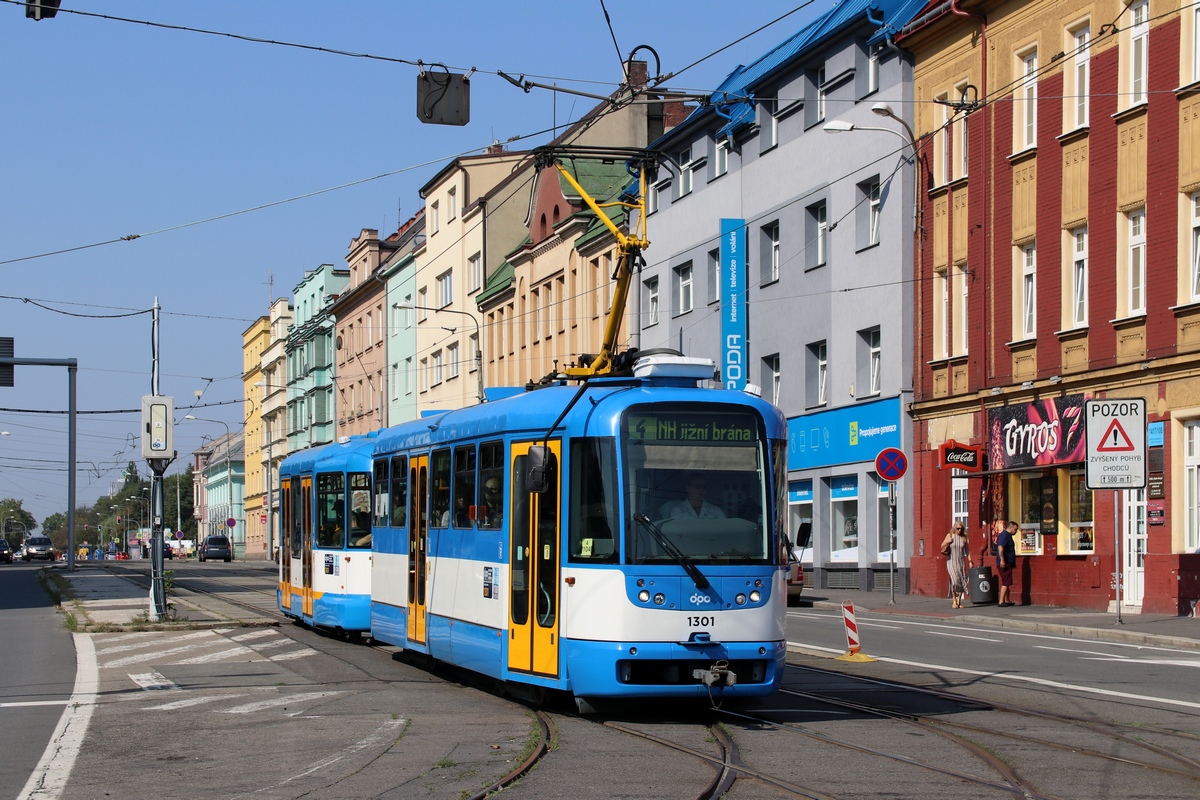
437 271 453 307
478 441 504 530
1128 209 1146 314
403 294 414 328
830 475 858 554
807 341 828 407
429 449 450 529
1019 48 1038 150
645 276 659 326
1071 227 1088 327
448 341 460 379
713 138 728 178
1187 422 1200 552
952 475 969 531
1021 242 1037 338
469 252 482 292
430 200 440 234
762 221 780 282
858 326 881 396
761 98 778 150
417 289 428 321
1130 0 1148 106
936 268 949 359
646 182 659 214
876 478 892 556
762 354 781 404
867 49 880 94
955 263 969 355
707 248 720 305
451 445 475 528
447 187 456 221
935 92 950 185
432 350 443 385
816 67 826 121
405 356 414 395
675 262 693 314
679 147 693 196
365 312 372 347
530 289 540 340
806 201 828 268
859 177 881 247
1072 25 1090 128
1193 194 1200 301
1068 472 1094 553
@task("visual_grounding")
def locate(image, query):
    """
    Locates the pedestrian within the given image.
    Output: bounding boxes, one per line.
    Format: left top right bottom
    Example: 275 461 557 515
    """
940 521 972 608
996 519 1018 606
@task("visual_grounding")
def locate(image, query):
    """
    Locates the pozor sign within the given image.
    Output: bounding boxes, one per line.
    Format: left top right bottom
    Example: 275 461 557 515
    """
1085 398 1146 490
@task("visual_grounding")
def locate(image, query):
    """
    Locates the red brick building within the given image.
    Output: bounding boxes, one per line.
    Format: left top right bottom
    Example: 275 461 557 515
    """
900 0 1200 613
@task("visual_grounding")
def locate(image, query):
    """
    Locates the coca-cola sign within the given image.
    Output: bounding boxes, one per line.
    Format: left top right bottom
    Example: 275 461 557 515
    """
938 439 982 472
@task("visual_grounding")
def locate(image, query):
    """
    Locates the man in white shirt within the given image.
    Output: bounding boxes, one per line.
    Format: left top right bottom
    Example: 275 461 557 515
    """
670 474 726 520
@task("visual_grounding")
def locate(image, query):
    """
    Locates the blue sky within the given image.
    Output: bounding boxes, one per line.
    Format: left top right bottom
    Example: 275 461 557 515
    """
0 0 826 526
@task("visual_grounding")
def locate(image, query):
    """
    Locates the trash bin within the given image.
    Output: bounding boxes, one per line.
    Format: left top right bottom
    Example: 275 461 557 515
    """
969 565 998 605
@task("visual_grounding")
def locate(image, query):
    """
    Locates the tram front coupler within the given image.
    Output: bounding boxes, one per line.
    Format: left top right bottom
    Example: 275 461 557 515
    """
693 660 737 687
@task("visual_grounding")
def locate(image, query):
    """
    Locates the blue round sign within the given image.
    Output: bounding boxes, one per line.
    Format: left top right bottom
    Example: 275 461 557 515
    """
226 518 237 529
875 447 908 481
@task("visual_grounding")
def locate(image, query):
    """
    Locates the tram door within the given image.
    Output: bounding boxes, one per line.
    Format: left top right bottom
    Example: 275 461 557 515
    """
301 476 314 617
507 440 561 678
279 479 292 610
407 455 429 645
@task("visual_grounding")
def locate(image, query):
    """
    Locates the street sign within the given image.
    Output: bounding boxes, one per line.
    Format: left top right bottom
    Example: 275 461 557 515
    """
1085 398 1146 490
260 513 267 525
226 517 237 529
875 447 908 481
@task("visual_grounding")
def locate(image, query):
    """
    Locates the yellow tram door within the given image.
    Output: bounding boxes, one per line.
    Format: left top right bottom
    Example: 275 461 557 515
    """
407 454 429 645
507 440 562 678
279 478 292 610
301 475 314 617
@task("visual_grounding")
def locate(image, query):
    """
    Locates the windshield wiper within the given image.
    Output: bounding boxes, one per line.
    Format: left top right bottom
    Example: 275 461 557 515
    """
633 513 709 590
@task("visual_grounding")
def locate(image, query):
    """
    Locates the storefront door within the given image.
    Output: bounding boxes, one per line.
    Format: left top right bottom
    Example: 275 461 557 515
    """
1121 489 1146 607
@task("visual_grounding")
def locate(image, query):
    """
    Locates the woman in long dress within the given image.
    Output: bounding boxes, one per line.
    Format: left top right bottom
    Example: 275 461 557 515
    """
940 523 973 609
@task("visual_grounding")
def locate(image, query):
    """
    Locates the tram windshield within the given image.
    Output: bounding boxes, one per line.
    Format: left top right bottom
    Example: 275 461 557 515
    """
622 406 770 565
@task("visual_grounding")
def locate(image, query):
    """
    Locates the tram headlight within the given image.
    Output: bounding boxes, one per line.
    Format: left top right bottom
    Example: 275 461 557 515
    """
638 589 650 603
653 593 665 605
735 593 746 605
754 579 763 588
749 590 761 603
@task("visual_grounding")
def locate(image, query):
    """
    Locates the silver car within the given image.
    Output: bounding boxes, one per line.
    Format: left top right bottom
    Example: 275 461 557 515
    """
23 536 56 561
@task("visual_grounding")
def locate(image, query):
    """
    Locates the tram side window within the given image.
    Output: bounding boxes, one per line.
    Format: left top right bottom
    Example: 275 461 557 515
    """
453 445 477 528
348 472 371 548
430 448 451 528
479 440 504 529
390 456 407 527
568 439 618 563
316 472 346 548
372 460 389 528
289 478 302 559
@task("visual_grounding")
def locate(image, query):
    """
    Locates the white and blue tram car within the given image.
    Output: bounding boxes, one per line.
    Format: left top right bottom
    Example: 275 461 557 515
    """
368 356 790 708
278 432 377 633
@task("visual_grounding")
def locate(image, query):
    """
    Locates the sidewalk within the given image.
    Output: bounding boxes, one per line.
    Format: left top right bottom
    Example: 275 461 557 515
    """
798 587 1200 652
47 561 277 630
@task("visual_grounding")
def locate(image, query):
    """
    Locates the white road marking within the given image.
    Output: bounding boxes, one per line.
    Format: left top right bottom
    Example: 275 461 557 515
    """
169 646 255 665
1035 645 1130 658
104 642 224 668
926 631 1002 642
18 634 97 800
230 630 278 642
786 641 1200 711
269 649 317 662
249 638 290 650
240 717 406 793
1079 657 1200 668
145 694 248 711
96 630 217 655
0 701 69 708
128 672 179 691
221 691 341 714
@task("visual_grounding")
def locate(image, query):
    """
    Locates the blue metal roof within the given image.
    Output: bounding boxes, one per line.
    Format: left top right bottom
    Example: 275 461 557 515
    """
668 0 925 140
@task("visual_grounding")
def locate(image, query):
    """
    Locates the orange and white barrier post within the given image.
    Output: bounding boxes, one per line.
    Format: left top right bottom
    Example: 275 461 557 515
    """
836 600 877 662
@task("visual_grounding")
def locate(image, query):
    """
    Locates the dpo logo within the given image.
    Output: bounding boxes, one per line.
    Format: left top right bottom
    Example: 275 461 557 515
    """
690 593 712 605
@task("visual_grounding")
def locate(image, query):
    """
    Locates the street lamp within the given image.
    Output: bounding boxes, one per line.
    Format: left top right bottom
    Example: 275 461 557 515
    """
185 415 235 558
824 103 920 229
395 302 485 404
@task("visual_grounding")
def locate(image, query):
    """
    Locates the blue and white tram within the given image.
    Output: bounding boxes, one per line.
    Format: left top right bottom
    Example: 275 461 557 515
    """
368 356 789 708
278 432 377 633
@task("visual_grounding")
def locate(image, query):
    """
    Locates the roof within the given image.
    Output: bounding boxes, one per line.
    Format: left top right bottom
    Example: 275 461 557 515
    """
666 0 926 140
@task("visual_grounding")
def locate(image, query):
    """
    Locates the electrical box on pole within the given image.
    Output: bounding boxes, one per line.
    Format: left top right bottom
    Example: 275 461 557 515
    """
141 395 175 460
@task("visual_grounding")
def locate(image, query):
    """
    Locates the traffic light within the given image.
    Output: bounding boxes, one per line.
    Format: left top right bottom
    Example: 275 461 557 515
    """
25 1 61 20
116 516 122 524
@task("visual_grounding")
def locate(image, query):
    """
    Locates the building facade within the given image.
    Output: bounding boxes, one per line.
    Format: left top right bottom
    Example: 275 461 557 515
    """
251 296 292 559
287 263 348 452
638 0 922 592
901 0 1200 613
242 315 268 558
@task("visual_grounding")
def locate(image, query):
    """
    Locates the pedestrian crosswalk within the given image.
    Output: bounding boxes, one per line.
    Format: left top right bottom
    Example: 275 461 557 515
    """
90 627 328 717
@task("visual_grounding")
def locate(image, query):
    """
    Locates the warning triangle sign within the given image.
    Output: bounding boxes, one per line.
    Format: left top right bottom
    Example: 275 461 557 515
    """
1096 418 1135 452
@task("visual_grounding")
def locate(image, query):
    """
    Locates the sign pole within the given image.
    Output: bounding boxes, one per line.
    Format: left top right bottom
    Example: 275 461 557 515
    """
1114 492 1123 625
888 481 896 605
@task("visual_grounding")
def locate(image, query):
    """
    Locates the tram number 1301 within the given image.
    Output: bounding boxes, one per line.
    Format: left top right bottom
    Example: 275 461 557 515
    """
688 616 715 627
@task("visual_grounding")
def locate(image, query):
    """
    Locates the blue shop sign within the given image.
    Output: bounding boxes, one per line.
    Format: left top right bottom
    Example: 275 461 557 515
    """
788 480 813 504
787 397 901 471
1148 421 1163 447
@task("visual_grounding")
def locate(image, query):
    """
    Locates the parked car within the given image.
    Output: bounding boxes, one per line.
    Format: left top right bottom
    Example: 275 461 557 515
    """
23 536 57 561
198 535 232 563
0 539 12 563
787 522 812 605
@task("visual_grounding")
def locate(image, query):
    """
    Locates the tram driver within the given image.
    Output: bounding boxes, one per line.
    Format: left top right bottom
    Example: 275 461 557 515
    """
482 477 503 527
669 473 726 520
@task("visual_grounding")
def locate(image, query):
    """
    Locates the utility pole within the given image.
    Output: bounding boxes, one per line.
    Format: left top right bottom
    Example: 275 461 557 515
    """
143 298 176 620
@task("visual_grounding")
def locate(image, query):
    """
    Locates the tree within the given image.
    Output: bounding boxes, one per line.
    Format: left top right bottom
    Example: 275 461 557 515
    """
0 499 36 540
41 512 66 537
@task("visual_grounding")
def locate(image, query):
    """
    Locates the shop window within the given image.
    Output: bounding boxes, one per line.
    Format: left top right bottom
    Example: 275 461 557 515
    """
876 477 892 558
830 475 858 560
1067 472 1094 553
789 480 813 563
1016 473 1050 555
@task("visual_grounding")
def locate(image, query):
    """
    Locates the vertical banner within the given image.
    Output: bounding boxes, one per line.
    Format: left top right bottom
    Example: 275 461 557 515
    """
720 218 747 390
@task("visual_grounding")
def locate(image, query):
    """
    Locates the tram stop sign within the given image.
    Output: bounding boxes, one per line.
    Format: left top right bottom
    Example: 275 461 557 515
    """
875 447 908 482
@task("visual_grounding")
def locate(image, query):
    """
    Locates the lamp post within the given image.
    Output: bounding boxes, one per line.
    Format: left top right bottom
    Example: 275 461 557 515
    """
823 101 920 231
395 302 485 404
185 415 235 559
